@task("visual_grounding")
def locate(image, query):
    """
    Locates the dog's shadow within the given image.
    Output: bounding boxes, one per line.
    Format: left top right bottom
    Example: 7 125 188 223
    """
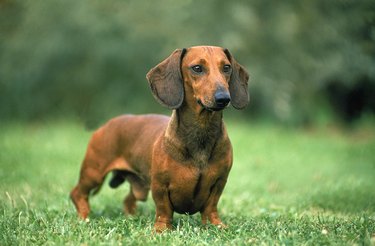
88 202 228 231
89 202 154 220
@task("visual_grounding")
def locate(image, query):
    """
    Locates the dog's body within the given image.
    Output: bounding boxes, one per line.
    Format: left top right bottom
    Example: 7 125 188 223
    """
70 46 249 232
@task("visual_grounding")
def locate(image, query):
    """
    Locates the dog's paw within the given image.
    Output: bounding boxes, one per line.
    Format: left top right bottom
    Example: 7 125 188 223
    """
153 222 172 233
215 222 228 229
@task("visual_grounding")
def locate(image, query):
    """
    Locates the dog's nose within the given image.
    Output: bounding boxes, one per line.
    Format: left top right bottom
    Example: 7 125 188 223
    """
214 90 231 108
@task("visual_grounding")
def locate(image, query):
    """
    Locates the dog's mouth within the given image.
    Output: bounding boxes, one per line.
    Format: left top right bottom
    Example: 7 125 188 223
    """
197 99 227 112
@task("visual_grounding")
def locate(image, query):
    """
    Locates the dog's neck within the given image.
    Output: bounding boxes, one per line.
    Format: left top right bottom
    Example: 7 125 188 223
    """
164 105 224 167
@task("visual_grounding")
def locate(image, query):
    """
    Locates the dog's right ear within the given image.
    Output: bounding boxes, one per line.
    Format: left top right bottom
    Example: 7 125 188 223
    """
146 49 186 109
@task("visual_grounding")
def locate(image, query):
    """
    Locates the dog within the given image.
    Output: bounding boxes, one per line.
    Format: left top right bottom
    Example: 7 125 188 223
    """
70 46 249 232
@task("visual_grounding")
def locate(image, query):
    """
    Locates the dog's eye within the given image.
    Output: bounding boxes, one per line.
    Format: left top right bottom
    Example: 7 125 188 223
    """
191 65 203 74
223 64 231 73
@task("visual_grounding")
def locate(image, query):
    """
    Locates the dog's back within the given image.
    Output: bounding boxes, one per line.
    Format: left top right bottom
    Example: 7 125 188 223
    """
87 114 169 173
78 114 168 192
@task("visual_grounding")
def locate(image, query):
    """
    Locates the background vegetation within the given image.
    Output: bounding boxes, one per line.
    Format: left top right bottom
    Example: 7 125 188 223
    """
1 0 374 125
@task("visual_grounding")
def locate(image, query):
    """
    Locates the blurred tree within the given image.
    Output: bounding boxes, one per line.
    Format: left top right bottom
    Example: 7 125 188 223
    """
0 0 374 125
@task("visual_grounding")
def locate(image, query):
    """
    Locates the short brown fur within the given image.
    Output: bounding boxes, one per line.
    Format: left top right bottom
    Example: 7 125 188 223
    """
70 46 249 232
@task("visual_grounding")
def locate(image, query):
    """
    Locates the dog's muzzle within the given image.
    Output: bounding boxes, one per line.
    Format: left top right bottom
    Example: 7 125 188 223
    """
214 90 231 109
197 89 231 112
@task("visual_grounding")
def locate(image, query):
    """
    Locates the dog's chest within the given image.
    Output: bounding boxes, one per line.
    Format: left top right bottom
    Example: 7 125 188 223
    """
167 166 218 214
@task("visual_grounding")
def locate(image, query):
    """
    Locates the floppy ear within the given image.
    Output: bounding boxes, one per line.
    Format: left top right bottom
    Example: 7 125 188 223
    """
146 49 186 109
224 49 250 109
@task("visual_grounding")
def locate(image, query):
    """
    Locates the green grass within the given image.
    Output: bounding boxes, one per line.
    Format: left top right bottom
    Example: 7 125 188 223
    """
1 119 375 245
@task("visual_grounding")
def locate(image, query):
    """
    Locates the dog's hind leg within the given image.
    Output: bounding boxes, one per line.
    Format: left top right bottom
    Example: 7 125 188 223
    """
123 188 137 215
70 157 107 219
123 174 149 215
108 170 137 215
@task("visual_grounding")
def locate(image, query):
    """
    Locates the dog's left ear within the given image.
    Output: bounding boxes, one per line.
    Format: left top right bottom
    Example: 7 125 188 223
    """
146 49 186 109
224 49 250 109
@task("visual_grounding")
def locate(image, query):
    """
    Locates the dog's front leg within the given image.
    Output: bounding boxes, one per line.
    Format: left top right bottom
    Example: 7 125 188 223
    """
151 181 174 233
200 178 228 228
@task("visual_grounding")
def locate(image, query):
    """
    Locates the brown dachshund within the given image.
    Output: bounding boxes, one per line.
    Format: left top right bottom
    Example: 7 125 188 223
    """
70 46 249 232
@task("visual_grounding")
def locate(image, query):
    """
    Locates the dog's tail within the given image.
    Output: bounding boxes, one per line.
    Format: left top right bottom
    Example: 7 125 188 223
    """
109 170 126 188
90 183 103 196
89 171 126 196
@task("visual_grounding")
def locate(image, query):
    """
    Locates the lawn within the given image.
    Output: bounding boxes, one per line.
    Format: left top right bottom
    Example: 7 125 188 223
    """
0 118 374 245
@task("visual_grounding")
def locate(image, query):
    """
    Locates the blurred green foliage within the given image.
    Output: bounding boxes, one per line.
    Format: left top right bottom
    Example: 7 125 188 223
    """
1 0 374 125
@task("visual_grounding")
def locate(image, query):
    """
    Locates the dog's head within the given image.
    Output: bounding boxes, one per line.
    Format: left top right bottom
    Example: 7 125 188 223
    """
146 46 249 111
